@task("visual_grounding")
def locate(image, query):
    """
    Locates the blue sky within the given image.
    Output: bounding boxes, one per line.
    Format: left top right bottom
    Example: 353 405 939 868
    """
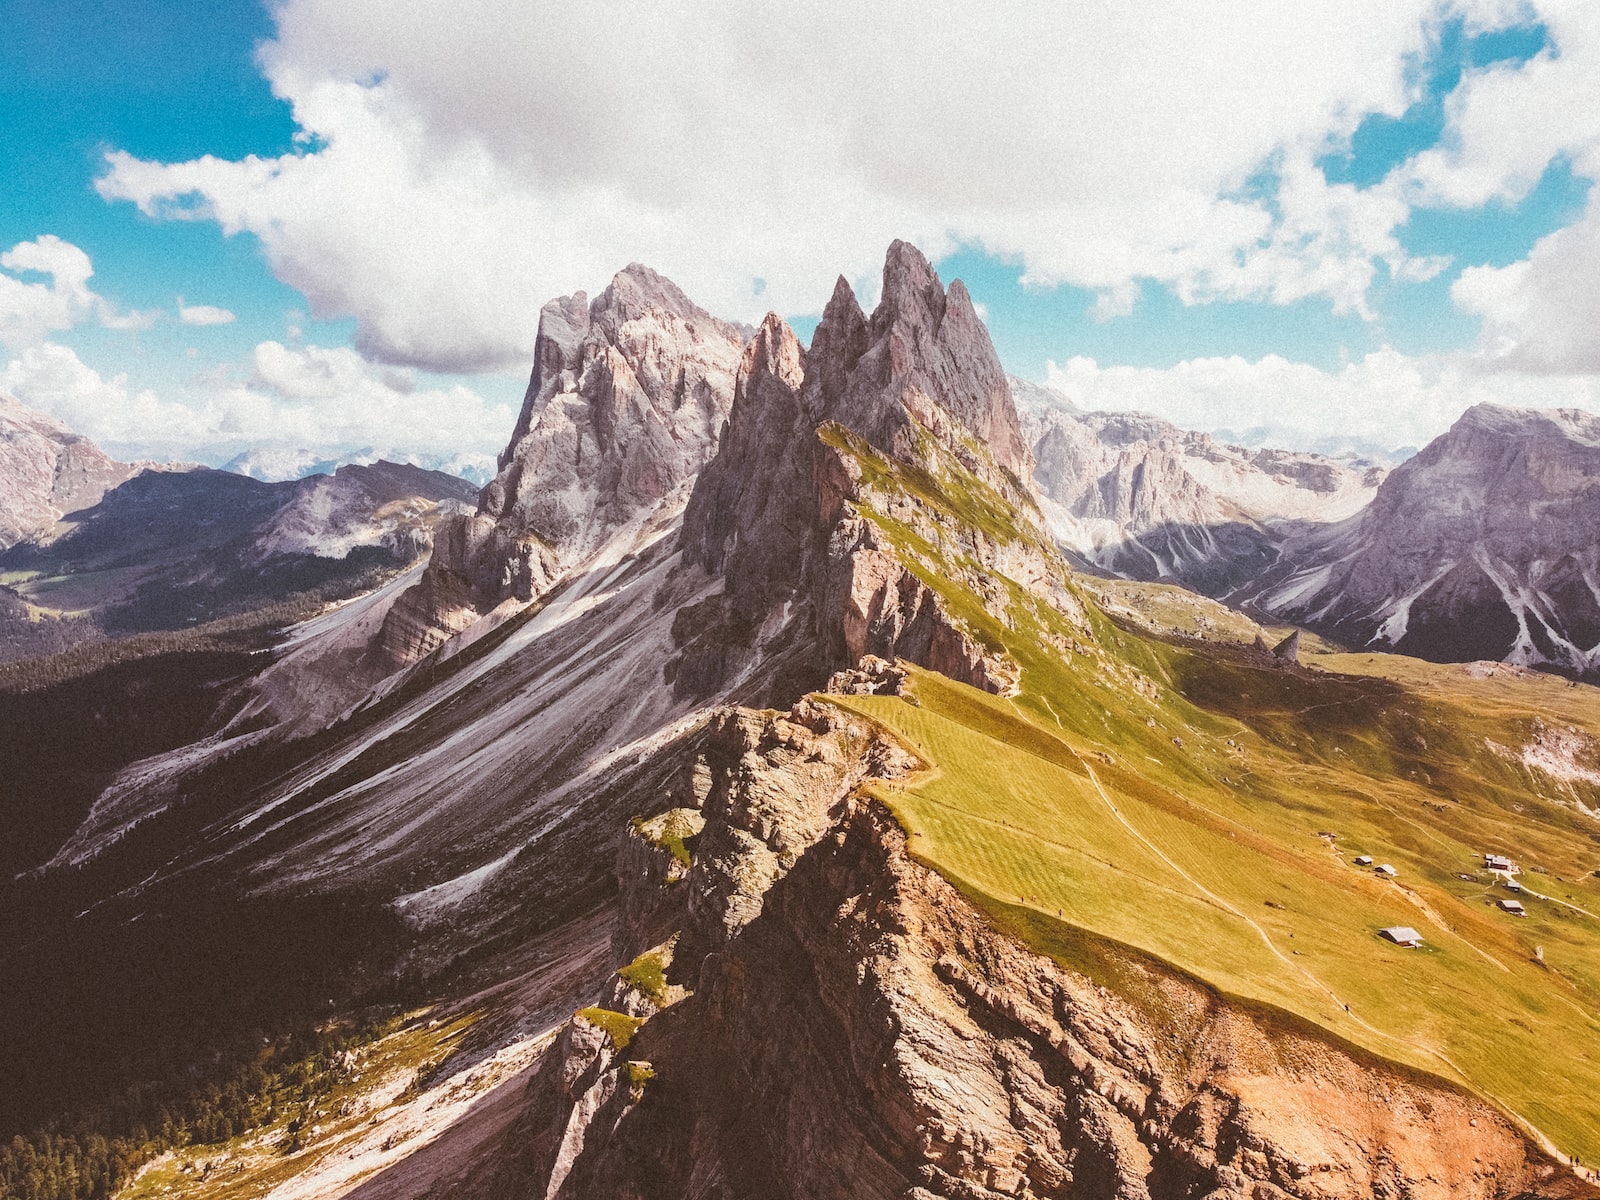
4 1 1600 468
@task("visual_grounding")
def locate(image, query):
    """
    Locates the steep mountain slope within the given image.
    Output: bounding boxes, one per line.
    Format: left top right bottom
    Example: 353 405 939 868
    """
4 247 1598 1200
377 264 749 665
0 461 475 635
1249 404 1600 678
1017 394 1385 593
0 393 140 549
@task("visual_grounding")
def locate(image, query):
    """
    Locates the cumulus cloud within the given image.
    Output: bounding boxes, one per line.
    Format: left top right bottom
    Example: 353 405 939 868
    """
1387 3 1600 373
97 0 1481 374
1453 192 1600 372
177 299 237 326
0 235 156 347
1 236 100 348
1042 348 1600 454
2 339 514 466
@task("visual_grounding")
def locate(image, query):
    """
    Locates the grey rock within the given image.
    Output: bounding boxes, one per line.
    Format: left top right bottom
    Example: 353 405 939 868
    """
0 393 139 549
675 240 1066 702
380 264 748 665
1249 404 1600 678
1016 395 1385 595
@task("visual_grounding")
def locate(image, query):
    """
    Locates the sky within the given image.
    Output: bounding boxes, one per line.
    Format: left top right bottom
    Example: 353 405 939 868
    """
3 0 1600 474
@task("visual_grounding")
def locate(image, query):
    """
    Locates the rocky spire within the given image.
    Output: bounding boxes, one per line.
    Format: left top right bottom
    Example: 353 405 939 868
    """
674 240 1070 701
379 264 747 666
679 312 808 617
808 239 1032 485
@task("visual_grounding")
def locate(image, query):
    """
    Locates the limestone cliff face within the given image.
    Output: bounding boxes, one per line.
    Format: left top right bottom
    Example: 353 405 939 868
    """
477 699 1588 1200
0 393 138 549
378 266 747 665
673 241 1067 703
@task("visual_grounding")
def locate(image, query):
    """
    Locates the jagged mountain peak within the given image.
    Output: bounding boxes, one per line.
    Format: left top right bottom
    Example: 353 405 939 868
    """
1249 398 1600 675
747 309 806 383
0 393 140 550
877 237 948 328
383 264 748 665
807 241 1032 483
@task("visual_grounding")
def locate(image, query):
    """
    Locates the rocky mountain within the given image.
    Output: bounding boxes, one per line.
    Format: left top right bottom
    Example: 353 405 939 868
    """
1246 403 1600 678
376 264 749 665
2 247 1597 1200
0 458 476 636
0 393 141 549
674 240 1066 703
1016 391 1386 594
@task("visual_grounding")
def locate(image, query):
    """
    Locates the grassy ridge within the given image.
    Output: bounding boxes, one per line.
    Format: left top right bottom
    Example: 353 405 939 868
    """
825 434 1600 1162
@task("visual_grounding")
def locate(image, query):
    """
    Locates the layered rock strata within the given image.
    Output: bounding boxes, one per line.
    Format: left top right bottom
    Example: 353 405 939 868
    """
1019 400 1384 595
0 393 139 548
672 241 1074 703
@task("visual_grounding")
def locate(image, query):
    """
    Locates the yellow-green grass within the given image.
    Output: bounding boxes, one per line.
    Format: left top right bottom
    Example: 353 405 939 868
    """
822 431 1600 1162
576 1007 645 1052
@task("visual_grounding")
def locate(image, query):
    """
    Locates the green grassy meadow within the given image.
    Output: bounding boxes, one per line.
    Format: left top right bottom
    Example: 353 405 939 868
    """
824 431 1600 1163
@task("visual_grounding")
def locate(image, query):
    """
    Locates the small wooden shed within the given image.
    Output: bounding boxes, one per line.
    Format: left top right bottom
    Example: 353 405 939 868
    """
1379 926 1424 947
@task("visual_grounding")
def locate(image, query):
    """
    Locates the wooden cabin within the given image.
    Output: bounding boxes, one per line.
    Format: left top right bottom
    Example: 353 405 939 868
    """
1378 926 1424 947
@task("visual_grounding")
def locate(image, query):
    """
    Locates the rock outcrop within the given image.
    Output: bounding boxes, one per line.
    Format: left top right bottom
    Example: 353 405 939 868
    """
0 393 139 549
378 266 747 666
1017 397 1385 595
477 698 1588 1200
1247 404 1600 677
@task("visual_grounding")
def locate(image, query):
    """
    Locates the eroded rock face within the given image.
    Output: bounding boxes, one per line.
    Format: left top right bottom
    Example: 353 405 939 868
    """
0 393 139 549
378 266 747 665
673 241 1065 703
481 699 1588 1200
1249 404 1600 677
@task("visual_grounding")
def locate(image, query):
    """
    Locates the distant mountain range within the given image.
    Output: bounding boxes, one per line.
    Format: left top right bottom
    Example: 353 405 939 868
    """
1012 389 1600 680
1017 391 1388 594
0 395 478 644
223 445 496 486
1241 403 1600 677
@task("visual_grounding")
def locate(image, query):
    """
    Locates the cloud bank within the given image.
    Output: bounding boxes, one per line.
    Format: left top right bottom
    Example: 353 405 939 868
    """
2 338 512 471
44 1 1600 460
94 0 1521 376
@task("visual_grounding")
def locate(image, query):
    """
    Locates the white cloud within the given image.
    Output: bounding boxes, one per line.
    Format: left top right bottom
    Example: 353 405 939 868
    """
1452 192 1600 373
96 0 1476 374
1401 3 1600 210
1043 348 1600 453
1 236 99 348
0 235 157 347
2 339 515 466
177 299 237 326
